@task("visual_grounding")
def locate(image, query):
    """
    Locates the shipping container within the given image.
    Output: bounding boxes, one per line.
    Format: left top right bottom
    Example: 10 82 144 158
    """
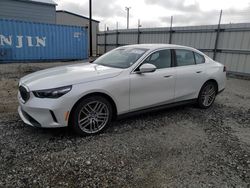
0 19 88 62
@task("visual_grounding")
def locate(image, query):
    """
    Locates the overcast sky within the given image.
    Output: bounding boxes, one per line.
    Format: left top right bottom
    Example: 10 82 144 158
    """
56 0 250 30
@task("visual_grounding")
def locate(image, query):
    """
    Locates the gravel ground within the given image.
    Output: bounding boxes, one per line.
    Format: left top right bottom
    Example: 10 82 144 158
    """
0 62 250 187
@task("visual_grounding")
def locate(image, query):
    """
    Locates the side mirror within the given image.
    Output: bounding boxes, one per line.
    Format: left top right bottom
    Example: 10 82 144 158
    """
138 63 156 73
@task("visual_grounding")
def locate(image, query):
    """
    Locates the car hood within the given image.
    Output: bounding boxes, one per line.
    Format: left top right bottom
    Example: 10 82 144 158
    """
20 63 123 90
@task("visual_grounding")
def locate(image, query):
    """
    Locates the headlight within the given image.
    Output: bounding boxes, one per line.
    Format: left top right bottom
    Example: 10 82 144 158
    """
33 85 72 98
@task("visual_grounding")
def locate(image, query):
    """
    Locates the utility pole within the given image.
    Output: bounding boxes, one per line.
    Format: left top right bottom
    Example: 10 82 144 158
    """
125 7 131 29
89 0 92 57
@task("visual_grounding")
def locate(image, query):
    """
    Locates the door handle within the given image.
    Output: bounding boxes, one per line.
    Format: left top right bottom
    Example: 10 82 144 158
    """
163 75 172 78
196 71 202 73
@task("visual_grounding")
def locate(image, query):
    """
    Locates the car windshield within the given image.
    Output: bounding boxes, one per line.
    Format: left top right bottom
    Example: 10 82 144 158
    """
94 48 148 68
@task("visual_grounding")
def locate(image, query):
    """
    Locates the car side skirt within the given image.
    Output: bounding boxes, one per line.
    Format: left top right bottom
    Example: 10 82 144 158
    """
117 99 197 120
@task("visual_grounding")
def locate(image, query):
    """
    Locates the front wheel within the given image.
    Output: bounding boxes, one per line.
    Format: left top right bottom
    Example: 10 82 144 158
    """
72 96 113 136
197 82 217 109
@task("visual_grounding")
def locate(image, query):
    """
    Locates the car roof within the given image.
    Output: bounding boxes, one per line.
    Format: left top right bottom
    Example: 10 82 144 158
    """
121 44 197 51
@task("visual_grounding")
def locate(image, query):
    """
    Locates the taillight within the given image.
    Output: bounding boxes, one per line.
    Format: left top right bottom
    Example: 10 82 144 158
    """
223 66 226 72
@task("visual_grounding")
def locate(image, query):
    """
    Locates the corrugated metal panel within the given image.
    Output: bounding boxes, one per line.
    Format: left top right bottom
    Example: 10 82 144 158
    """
97 34 104 44
245 55 250 74
140 33 169 44
118 33 137 44
0 19 88 62
106 46 116 52
98 23 250 74
98 46 105 55
218 31 250 50
0 0 56 24
203 52 214 59
216 53 250 74
172 33 182 45
106 34 116 44
237 54 247 73
241 32 250 49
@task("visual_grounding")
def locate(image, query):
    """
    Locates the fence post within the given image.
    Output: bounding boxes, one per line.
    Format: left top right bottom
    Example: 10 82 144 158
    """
96 25 98 56
213 10 223 60
137 29 140 44
96 32 99 56
116 30 119 47
116 22 119 47
137 19 141 44
137 28 140 44
104 31 107 53
169 16 173 44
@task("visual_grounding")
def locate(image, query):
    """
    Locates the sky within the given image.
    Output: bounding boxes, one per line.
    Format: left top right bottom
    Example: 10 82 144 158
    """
55 0 250 30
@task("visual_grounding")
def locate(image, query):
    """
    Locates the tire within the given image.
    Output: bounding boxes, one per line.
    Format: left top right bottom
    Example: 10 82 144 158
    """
72 96 113 136
197 81 217 109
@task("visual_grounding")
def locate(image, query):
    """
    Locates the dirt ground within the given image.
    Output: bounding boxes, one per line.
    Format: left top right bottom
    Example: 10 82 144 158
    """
0 62 250 187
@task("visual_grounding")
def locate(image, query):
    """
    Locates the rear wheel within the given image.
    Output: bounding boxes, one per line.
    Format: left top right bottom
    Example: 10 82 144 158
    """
197 82 217 109
72 96 113 136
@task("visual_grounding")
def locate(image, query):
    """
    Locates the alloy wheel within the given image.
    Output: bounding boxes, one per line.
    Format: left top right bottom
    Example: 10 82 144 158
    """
78 101 109 134
201 84 216 107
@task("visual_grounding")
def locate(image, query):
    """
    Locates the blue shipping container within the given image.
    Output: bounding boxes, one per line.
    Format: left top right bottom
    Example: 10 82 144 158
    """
0 19 88 62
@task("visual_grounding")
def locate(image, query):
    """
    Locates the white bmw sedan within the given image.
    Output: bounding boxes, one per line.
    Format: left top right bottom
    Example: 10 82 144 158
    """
18 44 226 135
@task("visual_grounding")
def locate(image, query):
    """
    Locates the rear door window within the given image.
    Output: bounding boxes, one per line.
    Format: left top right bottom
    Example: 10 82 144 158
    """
194 52 205 64
175 49 195 67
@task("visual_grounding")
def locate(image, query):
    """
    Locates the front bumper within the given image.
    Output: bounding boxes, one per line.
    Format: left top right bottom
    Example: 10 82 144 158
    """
18 106 63 128
18 91 72 128
18 106 41 127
